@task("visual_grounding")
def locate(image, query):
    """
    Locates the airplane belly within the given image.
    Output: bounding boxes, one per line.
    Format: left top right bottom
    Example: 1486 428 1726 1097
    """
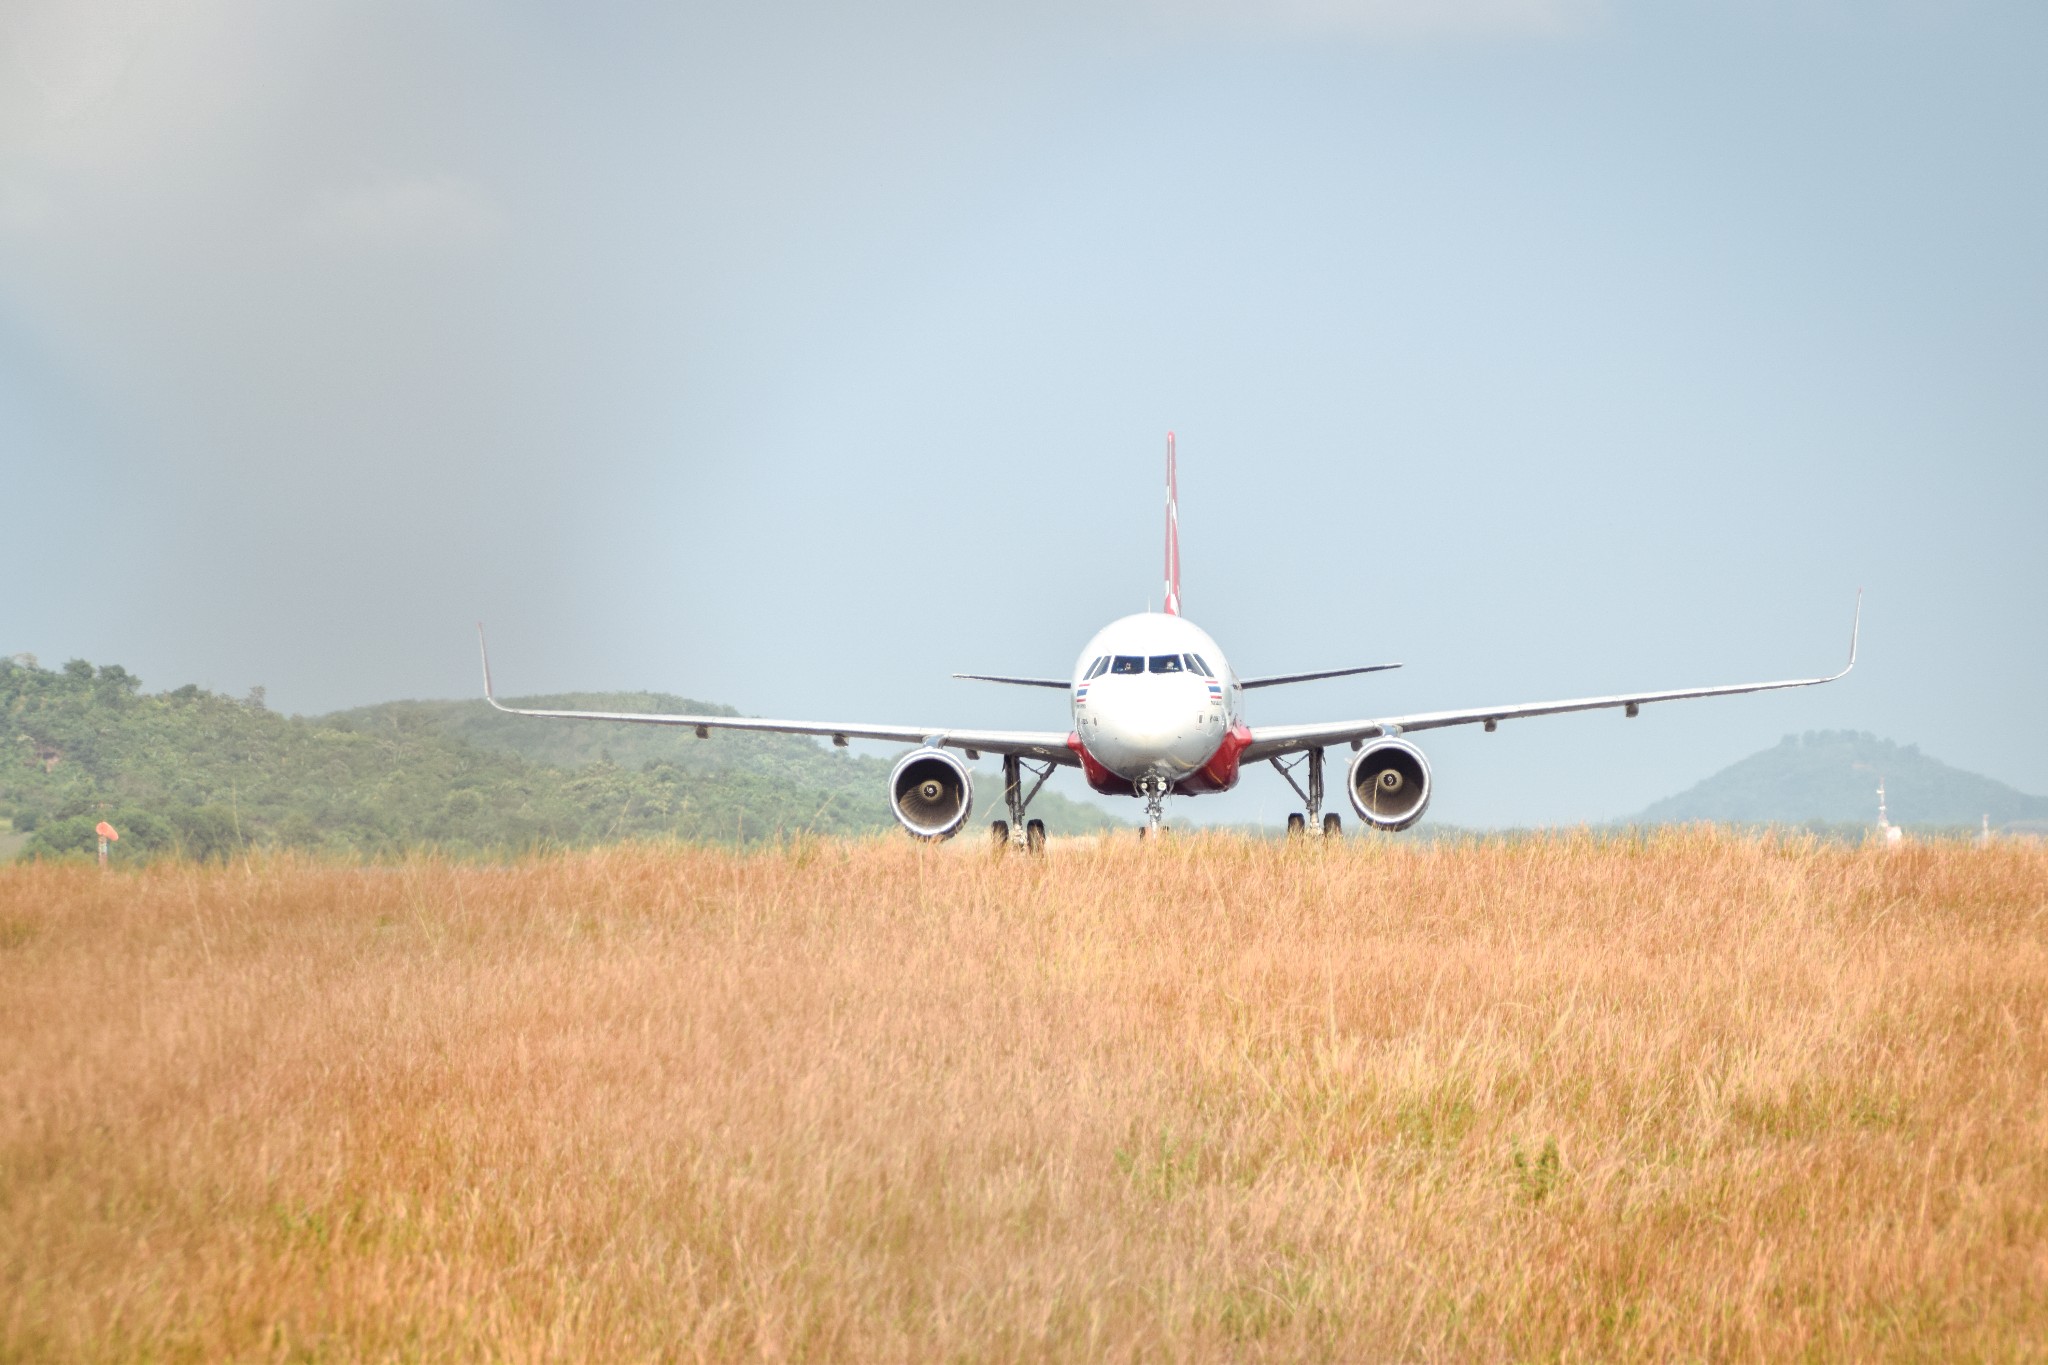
1084 717 1223 783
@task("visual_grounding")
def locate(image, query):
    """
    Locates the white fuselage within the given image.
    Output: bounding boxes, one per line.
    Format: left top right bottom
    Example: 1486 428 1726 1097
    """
1070 613 1242 784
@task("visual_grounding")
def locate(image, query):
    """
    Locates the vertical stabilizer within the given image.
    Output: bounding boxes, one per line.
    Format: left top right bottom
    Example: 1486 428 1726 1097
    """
1163 431 1181 615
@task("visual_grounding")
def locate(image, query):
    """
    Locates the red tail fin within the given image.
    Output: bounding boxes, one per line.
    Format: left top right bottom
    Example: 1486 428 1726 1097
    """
1163 432 1181 615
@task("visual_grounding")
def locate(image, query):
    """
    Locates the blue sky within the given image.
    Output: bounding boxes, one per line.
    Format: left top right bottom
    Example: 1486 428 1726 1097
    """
4 0 2043 826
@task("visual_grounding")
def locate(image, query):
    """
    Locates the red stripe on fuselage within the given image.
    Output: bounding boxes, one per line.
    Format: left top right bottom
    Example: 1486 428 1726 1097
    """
1174 720 1251 796
1068 732 1128 797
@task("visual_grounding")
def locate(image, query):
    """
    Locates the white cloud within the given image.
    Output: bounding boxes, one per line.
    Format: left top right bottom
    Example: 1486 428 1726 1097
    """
304 174 504 252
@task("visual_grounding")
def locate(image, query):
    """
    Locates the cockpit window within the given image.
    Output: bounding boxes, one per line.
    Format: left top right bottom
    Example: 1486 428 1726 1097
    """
1148 654 1183 674
1085 656 1110 680
1185 653 1213 677
1110 655 1146 675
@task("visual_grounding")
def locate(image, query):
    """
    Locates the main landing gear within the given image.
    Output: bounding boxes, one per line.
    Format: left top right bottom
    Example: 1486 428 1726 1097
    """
1272 747 1342 841
991 753 1055 856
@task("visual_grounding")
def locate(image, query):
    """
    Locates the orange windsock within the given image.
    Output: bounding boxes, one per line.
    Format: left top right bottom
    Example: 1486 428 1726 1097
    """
95 821 118 841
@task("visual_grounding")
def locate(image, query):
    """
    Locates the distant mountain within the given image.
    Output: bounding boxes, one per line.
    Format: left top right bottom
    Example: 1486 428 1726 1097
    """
1633 731 2048 829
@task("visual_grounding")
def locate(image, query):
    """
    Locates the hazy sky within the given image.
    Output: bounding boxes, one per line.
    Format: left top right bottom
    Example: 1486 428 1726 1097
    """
5 0 2043 827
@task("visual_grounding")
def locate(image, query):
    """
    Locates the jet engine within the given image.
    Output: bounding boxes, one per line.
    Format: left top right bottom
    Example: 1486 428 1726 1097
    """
889 747 975 840
1347 737 1432 831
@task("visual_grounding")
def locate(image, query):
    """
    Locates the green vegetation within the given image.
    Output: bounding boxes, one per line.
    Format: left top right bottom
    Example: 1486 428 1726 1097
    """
1 655 1122 862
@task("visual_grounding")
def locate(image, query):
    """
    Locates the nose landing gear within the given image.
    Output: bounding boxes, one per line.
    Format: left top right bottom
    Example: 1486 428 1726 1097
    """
1136 774 1171 838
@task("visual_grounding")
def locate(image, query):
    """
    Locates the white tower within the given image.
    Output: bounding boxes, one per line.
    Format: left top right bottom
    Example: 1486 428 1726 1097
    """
1876 778 1903 847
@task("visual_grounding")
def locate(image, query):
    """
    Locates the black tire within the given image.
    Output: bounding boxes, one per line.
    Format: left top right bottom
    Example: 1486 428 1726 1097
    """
990 820 1009 850
1323 813 1342 839
1025 819 1047 854
1286 813 1306 839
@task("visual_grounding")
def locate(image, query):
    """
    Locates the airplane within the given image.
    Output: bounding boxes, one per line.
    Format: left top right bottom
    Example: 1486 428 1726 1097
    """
479 434 1859 851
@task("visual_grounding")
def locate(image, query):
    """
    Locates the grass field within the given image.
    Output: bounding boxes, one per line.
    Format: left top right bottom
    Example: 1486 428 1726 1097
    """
3 832 2044 1361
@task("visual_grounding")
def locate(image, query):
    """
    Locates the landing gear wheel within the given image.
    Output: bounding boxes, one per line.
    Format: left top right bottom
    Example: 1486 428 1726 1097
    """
1136 774 1171 840
1025 819 1046 854
1286 813 1307 839
990 820 1009 850
1323 813 1342 839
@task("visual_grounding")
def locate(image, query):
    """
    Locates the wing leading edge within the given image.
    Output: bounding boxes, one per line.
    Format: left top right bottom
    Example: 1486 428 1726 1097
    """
1243 596 1860 766
478 627 1078 765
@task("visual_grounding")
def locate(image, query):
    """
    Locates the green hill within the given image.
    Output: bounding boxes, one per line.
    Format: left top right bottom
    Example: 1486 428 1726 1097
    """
2 655 1123 861
328 693 770 774
1633 731 2048 830
323 695 1123 838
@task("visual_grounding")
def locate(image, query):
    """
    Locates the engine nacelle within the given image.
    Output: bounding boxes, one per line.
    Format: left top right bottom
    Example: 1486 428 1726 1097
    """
1347 737 1432 831
889 747 975 841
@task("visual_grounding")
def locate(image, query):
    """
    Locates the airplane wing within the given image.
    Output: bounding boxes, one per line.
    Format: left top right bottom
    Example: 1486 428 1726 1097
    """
1242 596 1859 766
479 628 1078 765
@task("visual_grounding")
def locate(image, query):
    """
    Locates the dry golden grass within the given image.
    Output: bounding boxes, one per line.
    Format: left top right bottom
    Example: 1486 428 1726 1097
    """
3 831 2045 1362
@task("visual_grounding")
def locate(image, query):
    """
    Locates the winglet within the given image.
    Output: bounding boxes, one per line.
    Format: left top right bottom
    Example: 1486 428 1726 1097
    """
1844 589 1861 675
1817 592 1861 683
1162 431 1181 616
476 623 510 712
